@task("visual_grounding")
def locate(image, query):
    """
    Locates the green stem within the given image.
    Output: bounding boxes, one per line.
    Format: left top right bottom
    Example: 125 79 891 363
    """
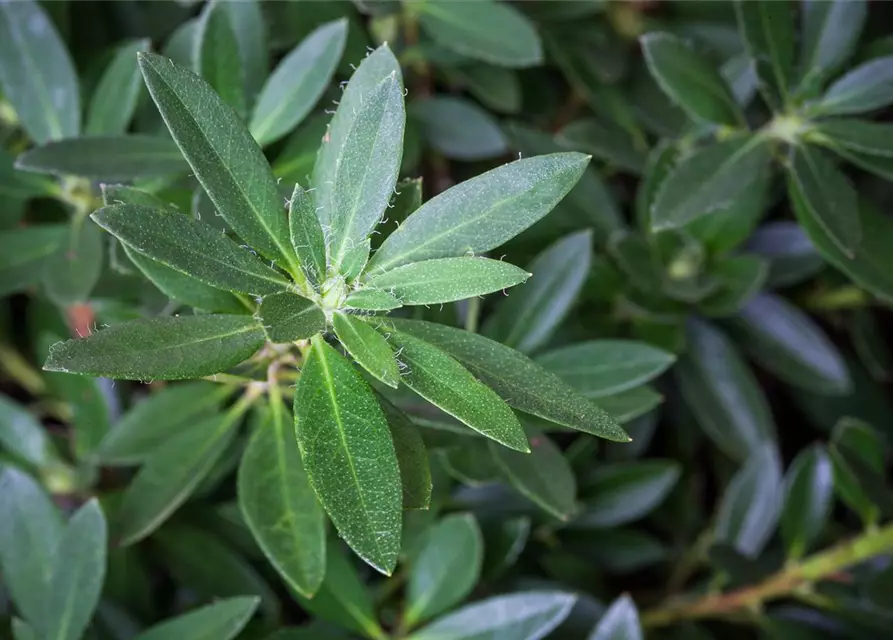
642 522 893 629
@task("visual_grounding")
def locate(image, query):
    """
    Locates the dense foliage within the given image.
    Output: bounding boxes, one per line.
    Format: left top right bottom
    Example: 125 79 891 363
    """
2 1 893 639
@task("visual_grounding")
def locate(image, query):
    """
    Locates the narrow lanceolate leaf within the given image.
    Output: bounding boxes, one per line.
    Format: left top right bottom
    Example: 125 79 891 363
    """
41 219 103 306
368 153 590 274
408 592 576 640
788 145 861 257
674 318 776 461
86 39 149 135
289 185 328 284
729 293 852 395
0 0 80 143
238 398 325 598
0 396 55 467
484 230 591 354
366 257 529 305
341 239 371 281
134 597 260 640
813 119 893 158
45 501 107 640
405 514 483 627
640 32 743 126
257 292 325 343
345 288 403 311
117 411 241 545
389 319 629 442
557 118 648 175
651 137 771 230
809 56 893 117
490 428 578 521
575 461 681 529
219 0 267 107
416 0 542 68
333 312 400 388
384 329 529 453
15 136 189 181
319 51 405 269
536 341 675 398
44 315 265 380
412 96 508 161
797 0 867 97
589 596 642 640
250 19 347 146
734 0 795 108
715 444 784 558
0 225 65 296
378 396 432 510
0 467 63 629
295 336 402 574
780 445 833 559
194 0 246 116
138 52 299 273
93 204 288 295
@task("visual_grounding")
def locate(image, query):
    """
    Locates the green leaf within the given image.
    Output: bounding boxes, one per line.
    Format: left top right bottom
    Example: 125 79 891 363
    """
745 221 824 289
340 239 372 282
333 312 400 388
378 397 431 510
0 0 79 143
0 225 66 296
194 0 246 116
117 410 242 545
811 118 893 158
588 595 643 640
45 314 265 381
416 0 542 68
366 257 529 305
258 292 325 343
715 443 783 558
797 0 867 97
96 381 228 465
273 113 329 186
733 0 795 108
439 440 498 486
0 467 63 629
809 55 893 116
412 96 507 161
574 460 681 529
93 204 289 295
11 620 37 640
219 0 267 108
384 328 529 453
295 336 402 574
674 318 776 461
345 288 403 311
44 500 107 640
485 230 591 354
41 218 103 306
536 340 675 398
788 144 860 257
780 444 833 559
388 319 629 442
138 52 299 273
0 394 55 468
48 373 110 463
453 64 521 114
15 135 189 180
368 153 590 274
651 136 771 230
134 597 260 640
408 591 576 640
490 428 578 521
312 44 404 270
698 255 768 317
86 39 149 135
828 417 891 523
405 514 483 627
238 397 325 598
728 293 852 395
640 32 742 126
557 118 648 174
289 185 328 284
250 19 347 146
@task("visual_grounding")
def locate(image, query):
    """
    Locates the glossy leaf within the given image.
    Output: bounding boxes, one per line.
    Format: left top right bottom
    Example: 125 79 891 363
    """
405 514 483 626
412 96 507 161
250 19 347 146
289 185 328 284
368 153 589 274
575 460 681 529
829 417 890 523
238 398 325 598
333 312 400 388
194 0 246 116
0 0 79 143
139 52 299 272
588 595 643 640
133 597 260 640
45 315 265 381
809 55 893 116
86 39 149 135
641 32 742 126
734 0 795 108
258 292 325 343
294 335 402 574
797 0 868 96
780 444 834 559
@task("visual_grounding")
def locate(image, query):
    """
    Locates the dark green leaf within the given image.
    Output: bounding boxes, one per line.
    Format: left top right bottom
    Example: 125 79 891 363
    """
829 417 891 523
636 141 679 230
0 0 79 143
139 52 300 273
194 0 246 116
439 440 498 486
41 219 103 306
812 118 893 158
368 153 590 274
250 19 346 146
379 396 432 509
340 239 371 282
345 288 403 311
745 221 823 288
86 39 149 135
780 444 833 559
0 395 56 467
258 292 325 343
238 397 325 597
0 225 65 296
333 312 400 388
809 55 893 116
289 185 328 284
698 255 768 317
734 0 795 108
641 32 742 126
45 315 265 380
557 118 648 174
11 620 37 640
219 0 267 107
273 113 329 186
797 0 867 97
295 336 402 574
453 64 521 114
133 597 260 640
412 96 507 161
588 595 642 640
416 0 542 68
574 460 680 529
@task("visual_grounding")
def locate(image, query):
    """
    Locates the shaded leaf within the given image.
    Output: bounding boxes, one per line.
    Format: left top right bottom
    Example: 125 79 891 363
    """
558 118 647 174
258 292 325 343
41 218 103 306
745 221 824 289
289 185 328 284
86 39 149 135
797 0 867 97
734 0 795 108
194 0 245 116
809 55 893 116
780 444 833 559
133 597 260 640
412 96 507 161
0 395 56 467
379 396 432 510
345 288 403 311
587 595 642 640
334 312 400 388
